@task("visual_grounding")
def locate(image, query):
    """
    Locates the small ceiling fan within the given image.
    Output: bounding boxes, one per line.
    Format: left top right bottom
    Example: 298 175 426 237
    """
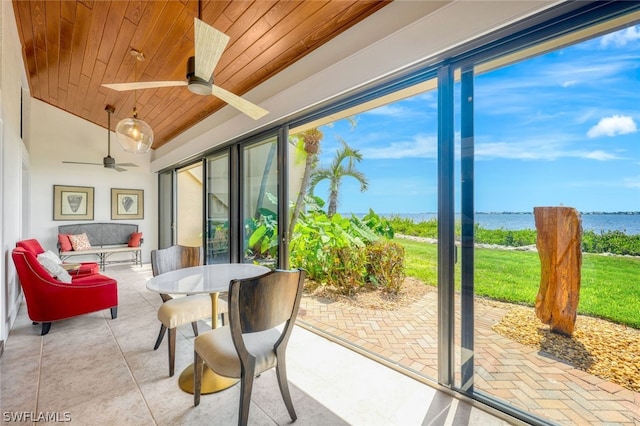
102 17 268 120
63 105 138 172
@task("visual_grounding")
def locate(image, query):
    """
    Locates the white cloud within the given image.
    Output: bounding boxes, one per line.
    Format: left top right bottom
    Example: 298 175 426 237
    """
360 134 437 159
474 135 624 162
600 26 640 48
587 115 638 138
583 150 621 161
562 80 577 88
623 175 640 189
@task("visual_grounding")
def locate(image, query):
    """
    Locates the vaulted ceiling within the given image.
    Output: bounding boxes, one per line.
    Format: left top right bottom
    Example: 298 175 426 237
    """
12 0 391 149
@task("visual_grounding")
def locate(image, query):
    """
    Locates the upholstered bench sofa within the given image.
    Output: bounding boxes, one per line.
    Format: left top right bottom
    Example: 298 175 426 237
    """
58 223 143 271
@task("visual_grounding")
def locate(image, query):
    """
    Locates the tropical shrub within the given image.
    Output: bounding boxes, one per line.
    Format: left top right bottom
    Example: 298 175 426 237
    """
245 207 278 260
289 209 401 291
326 246 368 294
366 241 405 294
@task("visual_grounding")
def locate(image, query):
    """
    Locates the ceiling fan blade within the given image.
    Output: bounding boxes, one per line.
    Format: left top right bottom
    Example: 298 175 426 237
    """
62 161 102 166
194 17 230 81
210 85 269 120
102 81 187 91
114 167 128 172
115 163 138 167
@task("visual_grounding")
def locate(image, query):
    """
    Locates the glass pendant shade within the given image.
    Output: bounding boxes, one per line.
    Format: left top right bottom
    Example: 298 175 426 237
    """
115 109 153 154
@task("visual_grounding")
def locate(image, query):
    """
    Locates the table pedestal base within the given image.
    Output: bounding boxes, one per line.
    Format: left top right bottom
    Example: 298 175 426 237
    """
178 363 238 394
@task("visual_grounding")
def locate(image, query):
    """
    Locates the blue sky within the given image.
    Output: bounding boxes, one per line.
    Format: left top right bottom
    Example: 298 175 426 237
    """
312 25 640 214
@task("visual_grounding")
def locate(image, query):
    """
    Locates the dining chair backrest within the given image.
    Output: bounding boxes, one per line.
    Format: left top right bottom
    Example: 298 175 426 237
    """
229 268 305 338
151 245 203 277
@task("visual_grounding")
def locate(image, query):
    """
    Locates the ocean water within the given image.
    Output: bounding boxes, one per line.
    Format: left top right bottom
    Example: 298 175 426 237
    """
380 212 640 235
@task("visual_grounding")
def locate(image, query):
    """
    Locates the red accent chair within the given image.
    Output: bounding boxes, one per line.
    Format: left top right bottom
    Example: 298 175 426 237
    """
11 246 118 335
16 239 99 277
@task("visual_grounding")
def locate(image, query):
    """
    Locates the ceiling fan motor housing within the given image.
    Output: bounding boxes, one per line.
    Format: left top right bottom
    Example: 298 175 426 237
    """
186 56 213 95
103 156 116 168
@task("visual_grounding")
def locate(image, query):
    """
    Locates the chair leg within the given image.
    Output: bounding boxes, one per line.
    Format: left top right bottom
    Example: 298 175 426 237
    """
40 322 52 336
110 307 118 319
191 321 199 337
168 327 176 377
154 324 167 350
194 350 204 406
238 361 256 426
275 358 297 421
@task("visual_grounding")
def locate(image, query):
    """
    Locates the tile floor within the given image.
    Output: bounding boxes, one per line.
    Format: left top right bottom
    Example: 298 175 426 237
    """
0 264 511 426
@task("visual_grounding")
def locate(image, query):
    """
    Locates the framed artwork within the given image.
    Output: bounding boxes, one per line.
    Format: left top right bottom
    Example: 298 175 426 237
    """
111 188 144 220
53 185 94 220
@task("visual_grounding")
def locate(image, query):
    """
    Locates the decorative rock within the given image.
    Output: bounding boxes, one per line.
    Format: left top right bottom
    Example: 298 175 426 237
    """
534 206 582 336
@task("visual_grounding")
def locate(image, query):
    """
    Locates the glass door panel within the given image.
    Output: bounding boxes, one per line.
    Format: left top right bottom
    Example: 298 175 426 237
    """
205 152 230 264
158 170 174 249
241 136 279 265
455 20 640 425
176 162 203 247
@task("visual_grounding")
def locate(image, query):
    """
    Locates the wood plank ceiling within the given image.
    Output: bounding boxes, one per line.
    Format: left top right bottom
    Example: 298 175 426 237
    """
12 0 391 149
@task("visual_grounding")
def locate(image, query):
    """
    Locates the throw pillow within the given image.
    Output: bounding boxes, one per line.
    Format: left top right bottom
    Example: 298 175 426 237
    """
37 255 72 283
69 233 92 251
39 250 63 265
58 234 73 251
128 232 143 247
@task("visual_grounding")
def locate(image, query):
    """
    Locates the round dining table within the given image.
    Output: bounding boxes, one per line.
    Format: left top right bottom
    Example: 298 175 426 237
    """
146 263 271 394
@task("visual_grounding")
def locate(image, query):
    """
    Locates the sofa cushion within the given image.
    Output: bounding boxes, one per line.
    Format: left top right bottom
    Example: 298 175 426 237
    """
69 233 91 251
128 232 143 247
37 254 72 283
58 234 73 251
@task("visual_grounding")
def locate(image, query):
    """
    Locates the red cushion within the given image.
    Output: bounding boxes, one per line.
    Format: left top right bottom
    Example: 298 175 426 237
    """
128 232 143 247
16 239 45 255
58 234 73 251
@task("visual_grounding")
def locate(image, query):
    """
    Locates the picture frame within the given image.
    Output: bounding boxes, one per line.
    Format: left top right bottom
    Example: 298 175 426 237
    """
111 188 144 220
53 185 94 221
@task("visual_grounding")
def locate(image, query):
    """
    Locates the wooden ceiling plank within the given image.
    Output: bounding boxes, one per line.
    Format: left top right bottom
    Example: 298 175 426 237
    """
216 1 378 90
80 0 112 78
83 59 107 117
68 2 92 86
60 0 77 22
96 1 128 64
124 0 146 26
215 1 324 82
100 18 137 89
201 0 233 34
57 17 75 110
45 1 61 102
13 1 40 99
216 0 293 66
139 5 196 81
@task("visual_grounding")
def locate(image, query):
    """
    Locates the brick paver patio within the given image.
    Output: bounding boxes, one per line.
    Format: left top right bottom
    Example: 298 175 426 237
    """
297 289 640 425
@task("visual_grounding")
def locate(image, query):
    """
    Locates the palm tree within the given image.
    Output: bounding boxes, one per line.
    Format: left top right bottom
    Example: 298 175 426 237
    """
309 138 368 217
288 128 323 242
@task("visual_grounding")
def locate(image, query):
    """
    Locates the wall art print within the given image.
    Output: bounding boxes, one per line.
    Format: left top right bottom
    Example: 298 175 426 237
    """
53 185 95 221
111 188 144 220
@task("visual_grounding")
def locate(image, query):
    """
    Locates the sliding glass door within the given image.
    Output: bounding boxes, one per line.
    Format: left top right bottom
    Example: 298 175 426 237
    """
240 136 279 266
205 152 230 264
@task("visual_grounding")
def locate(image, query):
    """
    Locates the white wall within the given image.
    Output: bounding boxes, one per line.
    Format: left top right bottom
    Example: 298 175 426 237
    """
1 0 30 344
29 99 157 263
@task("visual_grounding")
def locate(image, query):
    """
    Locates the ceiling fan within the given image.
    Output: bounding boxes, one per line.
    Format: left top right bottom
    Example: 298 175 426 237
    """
63 105 138 172
102 17 268 120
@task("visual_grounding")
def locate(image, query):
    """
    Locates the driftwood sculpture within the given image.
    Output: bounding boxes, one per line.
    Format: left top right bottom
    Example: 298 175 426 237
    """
534 206 582 336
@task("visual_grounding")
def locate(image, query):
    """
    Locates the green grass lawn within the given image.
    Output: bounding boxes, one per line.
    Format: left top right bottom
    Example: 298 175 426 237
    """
398 238 640 329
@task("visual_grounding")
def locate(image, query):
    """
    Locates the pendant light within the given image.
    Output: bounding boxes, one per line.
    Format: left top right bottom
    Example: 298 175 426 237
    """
115 49 153 154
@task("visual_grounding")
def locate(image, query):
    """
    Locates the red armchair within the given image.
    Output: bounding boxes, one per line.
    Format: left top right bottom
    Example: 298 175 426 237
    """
16 239 99 276
11 246 118 335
